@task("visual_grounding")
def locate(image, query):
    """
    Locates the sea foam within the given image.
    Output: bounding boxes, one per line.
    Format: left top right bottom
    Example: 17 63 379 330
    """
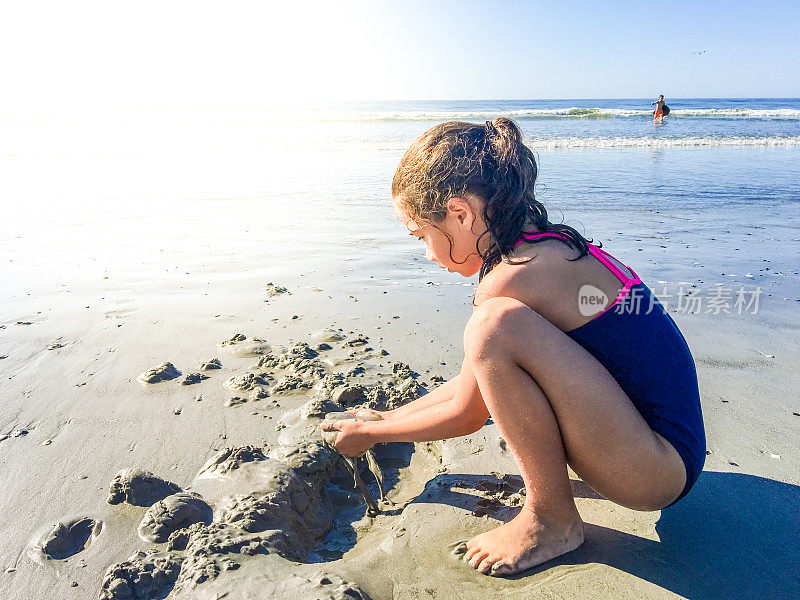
294 107 800 122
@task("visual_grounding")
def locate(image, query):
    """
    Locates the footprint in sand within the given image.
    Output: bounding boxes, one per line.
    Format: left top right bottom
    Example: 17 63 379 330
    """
28 516 103 563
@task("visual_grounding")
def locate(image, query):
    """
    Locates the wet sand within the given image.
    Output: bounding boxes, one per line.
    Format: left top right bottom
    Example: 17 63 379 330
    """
1 259 799 599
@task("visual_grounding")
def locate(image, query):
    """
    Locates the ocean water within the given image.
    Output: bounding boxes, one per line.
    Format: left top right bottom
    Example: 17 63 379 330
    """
1 99 798 325
3 98 800 155
280 97 800 149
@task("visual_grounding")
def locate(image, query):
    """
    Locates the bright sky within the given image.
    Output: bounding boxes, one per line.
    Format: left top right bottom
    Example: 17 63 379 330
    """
2 0 798 113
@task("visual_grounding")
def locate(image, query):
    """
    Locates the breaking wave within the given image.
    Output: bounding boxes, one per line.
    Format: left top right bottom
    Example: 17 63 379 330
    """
357 136 800 151
522 135 800 149
301 107 800 122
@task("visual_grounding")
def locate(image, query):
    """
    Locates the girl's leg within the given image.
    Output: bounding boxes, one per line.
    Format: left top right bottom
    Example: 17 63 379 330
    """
459 297 686 576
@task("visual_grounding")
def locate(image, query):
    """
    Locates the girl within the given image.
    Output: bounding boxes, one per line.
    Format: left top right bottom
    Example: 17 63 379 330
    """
321 118 705 577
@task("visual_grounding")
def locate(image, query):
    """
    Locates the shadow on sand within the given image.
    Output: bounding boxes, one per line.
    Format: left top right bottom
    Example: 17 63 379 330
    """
428 470 800 600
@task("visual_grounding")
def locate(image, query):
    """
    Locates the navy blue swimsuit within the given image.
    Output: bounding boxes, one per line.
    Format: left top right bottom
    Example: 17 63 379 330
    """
566 282 706 503
517 232 706 504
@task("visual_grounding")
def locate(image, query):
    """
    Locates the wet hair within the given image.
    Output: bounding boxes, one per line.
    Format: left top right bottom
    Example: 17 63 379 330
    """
392 118 592 281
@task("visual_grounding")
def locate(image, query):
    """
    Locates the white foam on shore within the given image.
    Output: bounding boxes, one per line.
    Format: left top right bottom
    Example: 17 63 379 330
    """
346 135 800 151
522 135 800 149
295 107 800 122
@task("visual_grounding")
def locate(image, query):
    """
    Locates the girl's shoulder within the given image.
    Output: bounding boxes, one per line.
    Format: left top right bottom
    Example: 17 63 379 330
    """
473 239 581 313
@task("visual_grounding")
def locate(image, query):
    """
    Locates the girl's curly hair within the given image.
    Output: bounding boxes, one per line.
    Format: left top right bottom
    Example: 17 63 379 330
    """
392 118 592 280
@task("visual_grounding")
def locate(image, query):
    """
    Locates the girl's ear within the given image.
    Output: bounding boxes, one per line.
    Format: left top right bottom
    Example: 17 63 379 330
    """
446 196 476 229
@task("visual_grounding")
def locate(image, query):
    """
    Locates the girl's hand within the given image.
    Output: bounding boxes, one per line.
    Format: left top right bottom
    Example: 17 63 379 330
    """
344 407 386 421
320 418 376 457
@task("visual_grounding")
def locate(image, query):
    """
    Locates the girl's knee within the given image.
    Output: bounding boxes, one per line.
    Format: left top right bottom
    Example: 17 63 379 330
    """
464 297 533 361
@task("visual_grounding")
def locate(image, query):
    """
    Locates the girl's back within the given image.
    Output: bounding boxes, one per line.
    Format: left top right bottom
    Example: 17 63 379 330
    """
475 237 628 333
476 225 705 509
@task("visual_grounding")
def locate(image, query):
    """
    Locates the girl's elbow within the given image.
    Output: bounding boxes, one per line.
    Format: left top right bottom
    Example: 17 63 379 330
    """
463 414 488 435
448 397 489 436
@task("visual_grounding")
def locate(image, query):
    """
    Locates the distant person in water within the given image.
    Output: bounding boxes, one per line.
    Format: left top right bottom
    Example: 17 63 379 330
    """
652 94 666 123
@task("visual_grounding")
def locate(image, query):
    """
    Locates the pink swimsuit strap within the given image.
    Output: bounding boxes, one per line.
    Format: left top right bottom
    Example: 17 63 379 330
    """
515 231 642 314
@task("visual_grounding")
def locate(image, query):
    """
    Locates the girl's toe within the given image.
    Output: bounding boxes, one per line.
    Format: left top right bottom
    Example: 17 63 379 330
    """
477 556 497 574
468 550 489 569
490 561 513 577
463 545 479 562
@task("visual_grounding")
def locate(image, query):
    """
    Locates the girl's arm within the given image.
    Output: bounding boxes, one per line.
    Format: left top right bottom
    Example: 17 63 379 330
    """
367 398 480 443
379 375 461 419
323 358 489 455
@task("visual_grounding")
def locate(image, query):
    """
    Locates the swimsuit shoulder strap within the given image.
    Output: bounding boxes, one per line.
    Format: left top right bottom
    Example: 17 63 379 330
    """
515 230 639 285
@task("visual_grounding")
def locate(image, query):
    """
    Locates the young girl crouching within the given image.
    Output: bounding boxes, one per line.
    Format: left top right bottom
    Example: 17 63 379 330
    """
321 118 705 577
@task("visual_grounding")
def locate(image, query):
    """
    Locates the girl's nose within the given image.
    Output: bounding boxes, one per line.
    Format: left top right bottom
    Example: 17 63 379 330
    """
425 246 435 262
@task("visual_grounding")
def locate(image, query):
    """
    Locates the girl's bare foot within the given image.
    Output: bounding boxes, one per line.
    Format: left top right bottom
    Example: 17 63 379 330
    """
461 506 585 576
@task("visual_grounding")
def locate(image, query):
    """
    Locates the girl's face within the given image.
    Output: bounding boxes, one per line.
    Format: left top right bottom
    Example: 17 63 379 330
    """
393 196 485 277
